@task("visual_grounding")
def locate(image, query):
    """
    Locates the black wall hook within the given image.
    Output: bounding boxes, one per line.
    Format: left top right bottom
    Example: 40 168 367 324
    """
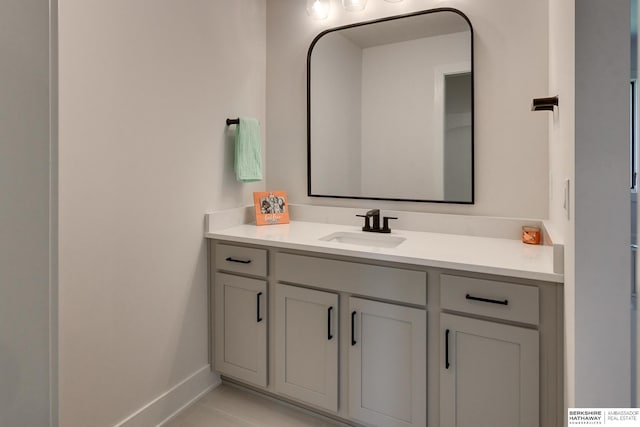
226 118 240 125
531 96 559 111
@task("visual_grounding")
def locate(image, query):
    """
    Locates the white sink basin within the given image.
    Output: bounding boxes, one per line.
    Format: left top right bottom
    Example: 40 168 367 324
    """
319 231 406 248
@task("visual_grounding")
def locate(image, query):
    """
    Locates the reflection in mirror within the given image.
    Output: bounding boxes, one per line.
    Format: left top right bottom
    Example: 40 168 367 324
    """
308 9 473 203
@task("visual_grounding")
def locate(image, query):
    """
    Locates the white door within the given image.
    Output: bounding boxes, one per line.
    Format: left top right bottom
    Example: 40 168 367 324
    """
274 283 339 412
440 313 539 427
348 297 427 427
214 273 267 387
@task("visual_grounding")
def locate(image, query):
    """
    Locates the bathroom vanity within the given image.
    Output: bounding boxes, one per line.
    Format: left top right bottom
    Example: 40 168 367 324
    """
206 219 563 427
206 6 564 426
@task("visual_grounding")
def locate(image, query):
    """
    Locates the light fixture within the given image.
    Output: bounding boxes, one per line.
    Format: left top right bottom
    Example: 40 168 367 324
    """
342 0 368 12
306 0 330 20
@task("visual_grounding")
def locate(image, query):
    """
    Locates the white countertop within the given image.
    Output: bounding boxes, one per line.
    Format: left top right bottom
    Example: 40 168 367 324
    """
205 221 563 283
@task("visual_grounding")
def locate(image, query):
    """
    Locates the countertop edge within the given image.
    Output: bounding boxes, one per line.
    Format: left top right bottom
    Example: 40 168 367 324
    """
205 230 564 284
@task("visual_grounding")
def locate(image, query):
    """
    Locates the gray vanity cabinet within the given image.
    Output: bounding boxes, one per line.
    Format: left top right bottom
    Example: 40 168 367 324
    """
210 241 563 427
439 274 542 427
274 252 428 424
274 283 339 412
213 244 269 388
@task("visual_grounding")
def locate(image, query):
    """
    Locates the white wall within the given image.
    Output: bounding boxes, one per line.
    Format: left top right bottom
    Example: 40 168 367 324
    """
573 0 631 406
310 32 362 195
548 0 575 408
267 0 549 219
58 1 266 426
361 32 468 200
0 1 56 426
550 0 632 408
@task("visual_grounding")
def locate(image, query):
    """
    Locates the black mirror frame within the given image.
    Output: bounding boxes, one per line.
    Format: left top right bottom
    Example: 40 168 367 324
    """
306 7 475 204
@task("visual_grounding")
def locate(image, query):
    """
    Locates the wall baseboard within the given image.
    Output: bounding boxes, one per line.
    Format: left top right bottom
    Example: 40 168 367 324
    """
113 365 220 427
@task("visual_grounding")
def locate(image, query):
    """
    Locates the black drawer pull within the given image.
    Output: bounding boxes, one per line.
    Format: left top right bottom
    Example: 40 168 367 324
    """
327 306 334 340
351 311 357 346
256 292 263 322
226 257 252 264
465 294 509 306
445 329 450 369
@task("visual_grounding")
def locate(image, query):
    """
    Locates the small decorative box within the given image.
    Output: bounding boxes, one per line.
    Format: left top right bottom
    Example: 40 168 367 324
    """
522 226 541 245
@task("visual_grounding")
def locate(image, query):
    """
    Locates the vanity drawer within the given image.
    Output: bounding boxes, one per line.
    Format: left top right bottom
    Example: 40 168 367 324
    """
216 243 267 277
276 253 426 306
440 274 539 325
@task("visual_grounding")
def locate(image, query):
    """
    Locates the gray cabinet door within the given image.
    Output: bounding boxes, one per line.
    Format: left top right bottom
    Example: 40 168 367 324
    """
214 273 267 387
440 313 539 427
274 283 339 412
348 297 427 427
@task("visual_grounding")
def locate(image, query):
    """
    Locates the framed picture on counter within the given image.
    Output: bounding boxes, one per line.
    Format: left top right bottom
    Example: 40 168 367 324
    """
253 191 290 226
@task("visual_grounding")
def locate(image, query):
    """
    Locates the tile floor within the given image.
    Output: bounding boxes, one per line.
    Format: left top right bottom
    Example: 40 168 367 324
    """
163 383 348 427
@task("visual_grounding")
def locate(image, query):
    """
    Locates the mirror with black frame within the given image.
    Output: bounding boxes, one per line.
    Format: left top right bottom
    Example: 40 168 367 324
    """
307 8 474 203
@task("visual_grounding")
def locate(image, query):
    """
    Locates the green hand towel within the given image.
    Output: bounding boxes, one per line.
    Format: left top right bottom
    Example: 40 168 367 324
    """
234 117 263 182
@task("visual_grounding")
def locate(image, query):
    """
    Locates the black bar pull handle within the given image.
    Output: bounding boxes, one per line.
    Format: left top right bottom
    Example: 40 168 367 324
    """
351 311 357 346
256 292 263 323
465 294 509 306
327 306 334 340
226 257 252 264
445 329 450 369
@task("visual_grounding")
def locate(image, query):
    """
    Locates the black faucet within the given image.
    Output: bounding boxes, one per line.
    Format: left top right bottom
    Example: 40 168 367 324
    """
356 209 398 233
